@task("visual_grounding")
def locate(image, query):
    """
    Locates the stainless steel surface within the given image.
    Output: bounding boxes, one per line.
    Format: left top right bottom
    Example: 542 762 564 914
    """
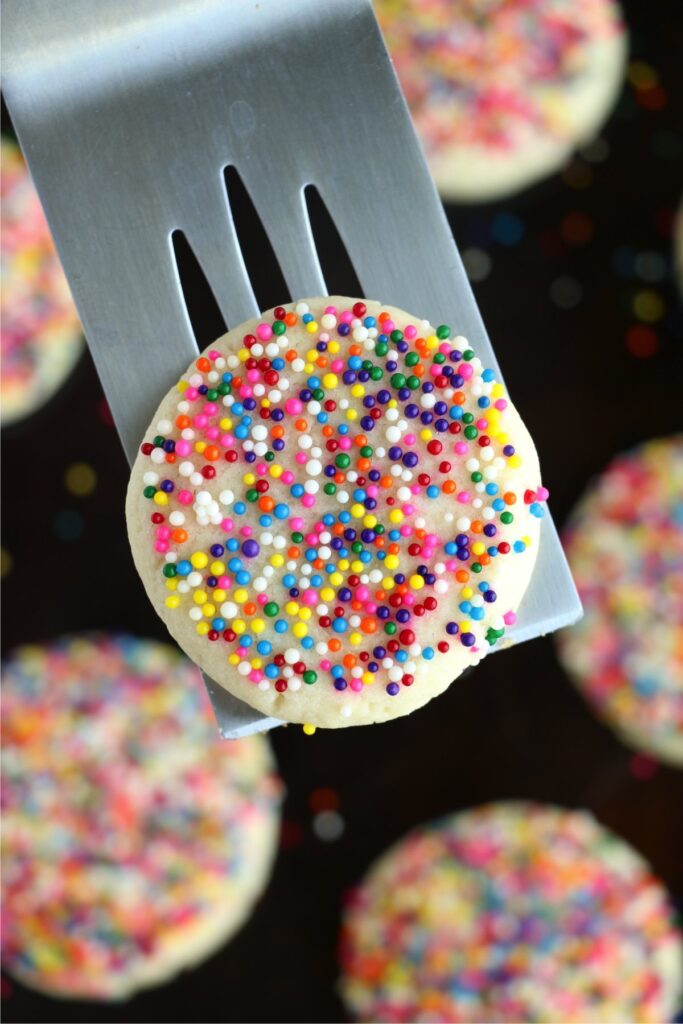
3 0 581 737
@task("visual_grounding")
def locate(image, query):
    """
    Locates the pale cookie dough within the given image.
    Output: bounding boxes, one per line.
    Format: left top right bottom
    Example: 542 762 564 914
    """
339 802 683 1023
127 298 549 729
376 0 627 202
1 137 83 425
1 635 282 1001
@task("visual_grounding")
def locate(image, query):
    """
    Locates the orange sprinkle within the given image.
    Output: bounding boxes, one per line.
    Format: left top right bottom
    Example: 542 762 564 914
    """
175 415 190 430
357 458 371 472
271 425 285 439
361 618 377 633
243 602 256 616
442 480 456 494
322 425 334 438
342 654 357 669
196 356 210 373
504 492 516 505
328 638 342 652
171 528 188 544
165 453 176 463
294 418 308 431
380 476 393 488
285 349 297 362
284 312 297 326
456 570 469 583
288 546 300 558
258 496 275 513
204 445 220 461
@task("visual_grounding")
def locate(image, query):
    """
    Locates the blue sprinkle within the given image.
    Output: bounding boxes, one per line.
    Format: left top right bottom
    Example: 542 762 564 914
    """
274 620 288 633
274 503 290 519
422 647 435 660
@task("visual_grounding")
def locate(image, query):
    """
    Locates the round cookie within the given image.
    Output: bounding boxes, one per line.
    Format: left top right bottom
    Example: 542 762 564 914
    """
1 635 282 1001
557 437 683 767
1 137 83 426
126 297 549 729
339 802 683 1023
375 0 627 202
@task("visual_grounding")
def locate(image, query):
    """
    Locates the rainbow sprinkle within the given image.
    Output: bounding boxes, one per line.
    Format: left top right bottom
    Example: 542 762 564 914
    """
339 802 683 1023
558 436 683 767
130 299 548 725
1 635 282 1000
0 137 83 425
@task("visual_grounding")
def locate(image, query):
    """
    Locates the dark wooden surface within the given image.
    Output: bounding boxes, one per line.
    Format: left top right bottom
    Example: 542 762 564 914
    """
2 0 682 1019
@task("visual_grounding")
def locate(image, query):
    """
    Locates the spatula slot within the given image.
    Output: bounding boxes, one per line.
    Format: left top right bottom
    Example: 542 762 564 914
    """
171 230 228 348
304 185 364 299
224 166 290 313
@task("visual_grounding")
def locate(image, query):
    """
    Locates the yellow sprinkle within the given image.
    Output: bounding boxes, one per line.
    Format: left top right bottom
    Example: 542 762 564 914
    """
243 473 256 486
346 408 358 421
228 653 240 665
196 621 210 636
238 348 249 362
234 588 248 604
177 380 189 393
634 290 664 323
303 723 316 736
210 560 225 575
351 504 365 519
409 574 424 590
219 418 232 430
349 633 362 647
322 373 338 388
461 587 473 599
362 672 374 685
285 600 300 615
233 620 246 634
351 384 365 398
203 603 216 617
426 335 438 350
153 492 168 506
351 560 364 573
320 587 335 602
165 595 181 609
522 535 533 547
419 428 433 441
270 465 283 478
304 363 314 373
363 515 377 528
292 622 308 638
328 341 339 354
472 542 486 556
389 509 403 523
193 590 207 605
460 620 471 632
252 619 265 633
213 588 226 602
384 554 399 570
298 608 312 621
330 571 344 586
190 551 208 568
491 383 505 398
306 321 318 333
270 554 284 567
261 399 271 408
165 579 178 591
508 454 522 468
194 440 206 453
251 658 263 669
388 399 397 409
382 577 395 590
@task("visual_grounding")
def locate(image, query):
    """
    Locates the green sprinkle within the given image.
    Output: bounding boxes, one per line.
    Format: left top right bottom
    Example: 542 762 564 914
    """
500 511 514 525
272 320 286 335
405 351 419 367
153 435 165 448
463 349 474 361
246 488 259 502
264 602 279 617
384 621 397 635
436 325 451 340
335 453 350 469
471 562 483 573
291 531 304 543
369 366 383 381
324 482 337 495
471 472 483 483
360 445 373 458
143 486 156 499
390 373 407 389
162 564 177 578
303 670 317 684
375 341 388 357
464 426 478 440
390 330 404 343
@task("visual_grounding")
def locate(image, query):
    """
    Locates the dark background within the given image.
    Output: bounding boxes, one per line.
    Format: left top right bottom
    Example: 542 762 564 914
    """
2 0 683 1020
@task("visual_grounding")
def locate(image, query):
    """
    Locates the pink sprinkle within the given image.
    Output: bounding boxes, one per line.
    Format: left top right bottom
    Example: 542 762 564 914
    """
156 526 171 539
155 540 169 552
339 437 352 450
204 402 218 415
429 364 441 377
295 452 307 465
331 359 344 373
285 397 303 415
404 325 417 340
302 494 315 508
256 323 272 341
246 368 260 383
476 418 488 430
460 364 474 380
194 414 208 429
206 426 220 440
208 349 220 360
404 433 417 445
410 484 420 495
302 590 318 606
320 659 332 672
220 434 234 448
185 387 198 401
438 342 450 354
457 491 470 503
400 525 413 537
350 679 363 692
218 575 230 588
445 559 458 571
249 669 264 683
503 611 517 625
221 518 233 531
384 319 395 332
355 586 369 602
175 440 192 457
281 470 294 485
403 503 415 515
324 306 337 315
367 485 379 498
290 518 304 531
404 593 415 606
256 463 268 475
239 385 252 398
177 490 193 506
257 594 268 605
454 441 468 455
240 525 253 537
537 486 550 500
339 310 353 324
495 399 508 411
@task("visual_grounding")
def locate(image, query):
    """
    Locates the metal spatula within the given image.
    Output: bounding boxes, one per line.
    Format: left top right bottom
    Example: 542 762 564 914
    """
3 0 581 739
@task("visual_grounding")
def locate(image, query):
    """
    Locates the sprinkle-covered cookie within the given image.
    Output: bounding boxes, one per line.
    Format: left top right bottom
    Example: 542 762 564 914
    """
339 802 683 1023
126 298 548 729
375 0 627 201
557 436 683 766
1 635 282 1000
1 137 83 425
